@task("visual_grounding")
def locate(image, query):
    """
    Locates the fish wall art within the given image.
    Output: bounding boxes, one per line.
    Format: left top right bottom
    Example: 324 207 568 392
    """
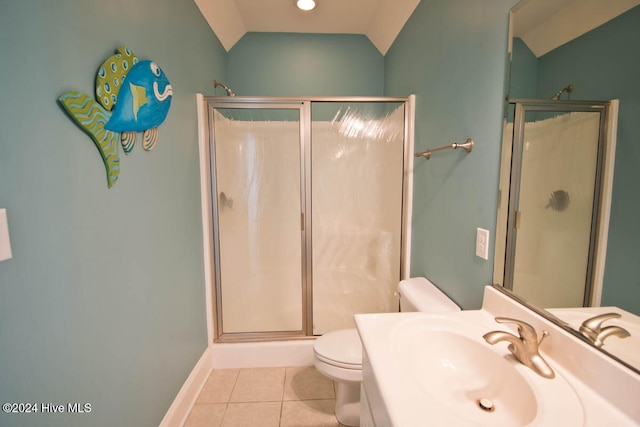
59 46 173 188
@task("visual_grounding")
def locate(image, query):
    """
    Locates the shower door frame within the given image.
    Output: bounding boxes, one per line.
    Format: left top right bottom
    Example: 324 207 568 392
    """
503 99 614 307
201 96 415 343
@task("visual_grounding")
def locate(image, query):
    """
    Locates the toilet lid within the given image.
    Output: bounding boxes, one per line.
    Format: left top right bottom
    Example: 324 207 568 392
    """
314 329 362 368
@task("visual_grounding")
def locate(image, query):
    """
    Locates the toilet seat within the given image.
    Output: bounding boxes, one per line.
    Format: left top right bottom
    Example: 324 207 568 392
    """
314 329 362 369
314 329 363 425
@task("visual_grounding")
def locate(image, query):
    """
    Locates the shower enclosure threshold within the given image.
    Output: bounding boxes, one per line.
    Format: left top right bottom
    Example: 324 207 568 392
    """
210 340 315 369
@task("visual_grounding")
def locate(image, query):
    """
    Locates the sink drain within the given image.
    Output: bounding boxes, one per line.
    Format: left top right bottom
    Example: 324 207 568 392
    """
477 398 495 412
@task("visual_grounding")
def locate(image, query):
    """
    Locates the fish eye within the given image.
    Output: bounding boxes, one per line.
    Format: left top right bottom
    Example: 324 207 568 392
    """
150 62 161 77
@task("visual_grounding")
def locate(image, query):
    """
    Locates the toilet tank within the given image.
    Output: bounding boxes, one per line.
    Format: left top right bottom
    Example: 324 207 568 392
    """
398 277 461 312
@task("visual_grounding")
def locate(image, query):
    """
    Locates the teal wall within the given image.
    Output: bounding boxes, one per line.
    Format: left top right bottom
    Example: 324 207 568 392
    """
0 0 225 426
385 0 517 309
226 32 384 96
536 6 640 313
509 37 538 99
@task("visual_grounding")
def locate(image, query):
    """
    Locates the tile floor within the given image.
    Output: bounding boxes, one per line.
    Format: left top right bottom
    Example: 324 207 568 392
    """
185 366 348 427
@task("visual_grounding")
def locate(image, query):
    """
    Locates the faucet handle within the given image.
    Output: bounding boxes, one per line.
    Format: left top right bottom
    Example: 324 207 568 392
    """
580 312 620 331
579 312 621 341
494 317 539 342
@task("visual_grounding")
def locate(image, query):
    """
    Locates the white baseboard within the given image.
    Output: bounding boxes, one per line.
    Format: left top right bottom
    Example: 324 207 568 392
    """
159 347 213 427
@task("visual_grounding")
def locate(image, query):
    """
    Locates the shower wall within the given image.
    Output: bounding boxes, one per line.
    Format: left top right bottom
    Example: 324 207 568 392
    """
211 102 405 338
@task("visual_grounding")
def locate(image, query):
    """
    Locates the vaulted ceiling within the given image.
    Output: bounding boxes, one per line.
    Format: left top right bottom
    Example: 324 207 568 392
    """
193 0 421 55
193 0 640 57
512 0 640 57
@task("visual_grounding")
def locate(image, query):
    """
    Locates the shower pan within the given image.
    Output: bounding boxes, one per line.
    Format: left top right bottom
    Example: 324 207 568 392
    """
201 96 414 342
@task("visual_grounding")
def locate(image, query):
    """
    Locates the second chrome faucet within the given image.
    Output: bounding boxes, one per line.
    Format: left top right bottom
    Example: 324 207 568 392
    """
579 312 631 348
483 317 555 379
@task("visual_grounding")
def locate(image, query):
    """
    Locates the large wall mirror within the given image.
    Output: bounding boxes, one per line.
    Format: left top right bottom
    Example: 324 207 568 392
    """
495 0 640 372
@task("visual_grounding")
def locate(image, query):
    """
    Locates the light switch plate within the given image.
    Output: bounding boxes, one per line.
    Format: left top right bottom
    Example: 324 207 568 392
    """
476 228 489 260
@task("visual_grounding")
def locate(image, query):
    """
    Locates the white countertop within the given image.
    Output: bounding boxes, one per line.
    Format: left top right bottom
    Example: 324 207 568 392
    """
355 286 640 426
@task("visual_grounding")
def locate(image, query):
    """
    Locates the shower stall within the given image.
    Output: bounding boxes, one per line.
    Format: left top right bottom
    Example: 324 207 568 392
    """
200 96 414 342
495 99 617 309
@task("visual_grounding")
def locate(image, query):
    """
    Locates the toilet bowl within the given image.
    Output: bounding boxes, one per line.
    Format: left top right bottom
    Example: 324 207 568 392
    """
313 277 460 426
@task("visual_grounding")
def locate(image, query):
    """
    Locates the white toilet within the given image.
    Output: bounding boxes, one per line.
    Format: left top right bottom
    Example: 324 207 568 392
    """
313 277 460 426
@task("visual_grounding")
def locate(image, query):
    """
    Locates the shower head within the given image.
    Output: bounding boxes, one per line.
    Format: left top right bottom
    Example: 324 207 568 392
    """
213 80 236 96
551 84 574 101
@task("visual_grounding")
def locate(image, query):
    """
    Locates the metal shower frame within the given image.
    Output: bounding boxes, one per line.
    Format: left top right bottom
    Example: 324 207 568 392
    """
203 96 415 342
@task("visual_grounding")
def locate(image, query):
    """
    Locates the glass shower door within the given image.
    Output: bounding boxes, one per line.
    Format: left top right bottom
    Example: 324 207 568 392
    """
210 106 305 336
310 102 405 334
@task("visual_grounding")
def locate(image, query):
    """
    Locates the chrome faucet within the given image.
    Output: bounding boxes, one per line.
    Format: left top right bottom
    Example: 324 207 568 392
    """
579 312 631 348
483 317 555 379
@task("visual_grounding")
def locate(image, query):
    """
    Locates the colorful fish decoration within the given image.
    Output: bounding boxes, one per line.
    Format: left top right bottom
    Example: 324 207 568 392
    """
59 46 173 187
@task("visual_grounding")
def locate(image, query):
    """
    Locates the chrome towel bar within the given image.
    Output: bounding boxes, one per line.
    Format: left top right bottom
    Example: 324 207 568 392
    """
415 138 474 160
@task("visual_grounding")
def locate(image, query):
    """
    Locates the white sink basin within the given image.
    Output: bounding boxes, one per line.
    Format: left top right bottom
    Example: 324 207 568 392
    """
356 312 585 426
393 327 535 424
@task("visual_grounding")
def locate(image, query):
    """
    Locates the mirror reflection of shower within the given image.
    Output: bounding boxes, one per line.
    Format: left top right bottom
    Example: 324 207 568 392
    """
213 80 236 96
551 84 574 100
496 100 611 310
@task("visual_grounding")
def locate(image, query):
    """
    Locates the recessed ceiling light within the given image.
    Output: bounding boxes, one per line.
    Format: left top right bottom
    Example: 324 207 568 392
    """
296 0 316 11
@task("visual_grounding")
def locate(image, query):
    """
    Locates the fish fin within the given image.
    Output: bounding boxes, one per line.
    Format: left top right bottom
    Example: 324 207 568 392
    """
142 128 158 151
121 131 136 154
96 46 139 111
58 90 121 188
130 82 148 121
116 46 137 58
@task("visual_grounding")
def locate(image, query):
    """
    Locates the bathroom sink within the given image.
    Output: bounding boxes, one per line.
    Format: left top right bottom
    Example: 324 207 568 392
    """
388 315 584 426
